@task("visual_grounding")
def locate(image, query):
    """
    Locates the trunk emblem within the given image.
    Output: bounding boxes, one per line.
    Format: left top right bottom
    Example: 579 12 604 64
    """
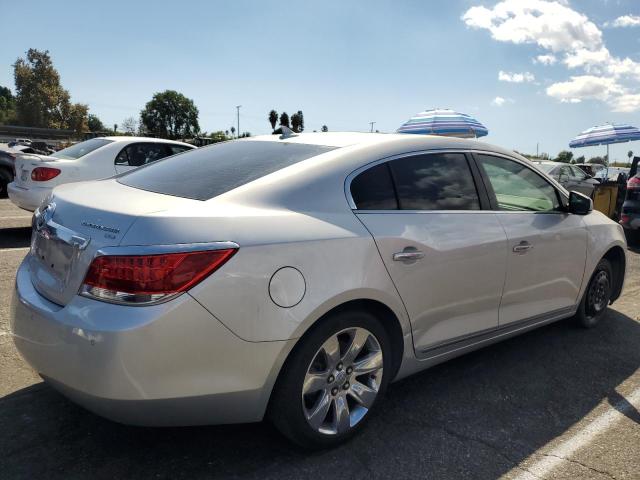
80 221 120 235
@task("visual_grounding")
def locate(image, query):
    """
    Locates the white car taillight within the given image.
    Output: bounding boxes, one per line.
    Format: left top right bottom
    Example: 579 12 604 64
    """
80 248 237 305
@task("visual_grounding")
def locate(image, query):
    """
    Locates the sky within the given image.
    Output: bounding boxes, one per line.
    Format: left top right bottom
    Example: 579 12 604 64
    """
2 0 640 161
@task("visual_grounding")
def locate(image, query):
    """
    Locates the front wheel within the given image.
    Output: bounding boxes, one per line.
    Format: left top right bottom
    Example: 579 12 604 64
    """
269 310 391 449
574 258 613 329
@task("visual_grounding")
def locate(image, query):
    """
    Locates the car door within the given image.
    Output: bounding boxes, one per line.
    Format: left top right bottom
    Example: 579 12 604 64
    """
350 152 508 354
474 154 587 326
114 143 172 174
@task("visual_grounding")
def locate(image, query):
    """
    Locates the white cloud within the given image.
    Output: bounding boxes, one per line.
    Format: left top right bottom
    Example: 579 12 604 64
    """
498 70 535 82
546 75 624 102
605 15 640 28
462 0 602 52
462 0 640 111
611 94 640 112
492 96 512 106
535 54 557 65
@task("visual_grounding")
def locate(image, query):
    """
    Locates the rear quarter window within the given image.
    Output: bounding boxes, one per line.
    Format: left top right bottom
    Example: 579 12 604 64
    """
118 141 336 200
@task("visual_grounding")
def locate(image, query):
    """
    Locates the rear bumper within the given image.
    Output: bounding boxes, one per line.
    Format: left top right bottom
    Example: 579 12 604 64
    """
7 182 50 211
10 258 294 426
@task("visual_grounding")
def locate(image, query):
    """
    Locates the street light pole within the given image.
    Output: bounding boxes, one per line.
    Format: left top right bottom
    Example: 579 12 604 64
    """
369 121 376 132
236 105 241 138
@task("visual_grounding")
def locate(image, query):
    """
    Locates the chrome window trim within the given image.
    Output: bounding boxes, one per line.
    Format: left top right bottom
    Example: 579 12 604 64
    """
344 148 569 212
93 241 240 258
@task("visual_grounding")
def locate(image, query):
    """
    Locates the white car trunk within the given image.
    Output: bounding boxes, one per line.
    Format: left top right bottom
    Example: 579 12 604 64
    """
13 154 68 189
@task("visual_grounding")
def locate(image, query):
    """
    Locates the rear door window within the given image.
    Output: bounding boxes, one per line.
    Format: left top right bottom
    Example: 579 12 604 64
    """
389 153 480 210
115 143 173 167
118 141 336 200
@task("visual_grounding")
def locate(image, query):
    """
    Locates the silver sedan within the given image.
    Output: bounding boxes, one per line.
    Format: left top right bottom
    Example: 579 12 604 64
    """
11 132 627 449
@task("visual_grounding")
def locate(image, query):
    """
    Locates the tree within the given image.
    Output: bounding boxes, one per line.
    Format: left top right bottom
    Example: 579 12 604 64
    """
210 130 228 143
230 126 236 137
574 155 585 164
589 156 605 165
87 114 105 132
321 125 328 132
13 49 87 131
555 150 573 163
0 86 16 124
628 150 634 164
279 112 290 128
122 116 138 135
291 110 304 133
268 110 278 130
140 90 200 139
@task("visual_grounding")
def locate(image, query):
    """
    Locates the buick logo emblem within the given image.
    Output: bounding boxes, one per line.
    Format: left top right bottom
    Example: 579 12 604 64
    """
35 202 56 231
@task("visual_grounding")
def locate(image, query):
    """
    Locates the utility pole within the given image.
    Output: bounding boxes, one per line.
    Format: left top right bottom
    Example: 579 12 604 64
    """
536 142 539 157
236 105 241 138
369 121 376 133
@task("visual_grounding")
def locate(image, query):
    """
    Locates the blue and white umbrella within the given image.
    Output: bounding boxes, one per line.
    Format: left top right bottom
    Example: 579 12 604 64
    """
569 123 640 166
569 123 640 148
397 109 488 138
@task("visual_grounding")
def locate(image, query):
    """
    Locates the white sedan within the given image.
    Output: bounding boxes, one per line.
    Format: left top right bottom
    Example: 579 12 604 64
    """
7 136 194 211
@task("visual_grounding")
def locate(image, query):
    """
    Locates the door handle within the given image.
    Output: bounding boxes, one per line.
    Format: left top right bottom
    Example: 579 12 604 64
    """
512 241 533 254
393 249 425 262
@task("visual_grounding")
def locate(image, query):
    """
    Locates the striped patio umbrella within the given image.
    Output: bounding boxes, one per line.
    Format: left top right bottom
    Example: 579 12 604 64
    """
397 109 488 138
569 123 640 164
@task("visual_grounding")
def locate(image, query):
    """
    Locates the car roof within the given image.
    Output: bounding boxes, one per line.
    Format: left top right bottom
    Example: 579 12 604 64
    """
99 136 193 146
243 132 524 159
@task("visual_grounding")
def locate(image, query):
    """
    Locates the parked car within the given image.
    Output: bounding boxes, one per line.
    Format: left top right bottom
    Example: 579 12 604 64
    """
620 156 640 236
0 145 42 197
7 136 195 211
8 138 32 148
11 133 626 449
534 161 600 197
574 162 606 180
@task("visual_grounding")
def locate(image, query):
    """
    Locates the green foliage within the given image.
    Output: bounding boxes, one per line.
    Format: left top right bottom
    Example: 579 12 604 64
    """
291 110 304 132
140 90 200 139
574 155 585 164
555 150 573 163
279 111 290 128
87 114 106 132
0 86 16 124
268 110 278 130
13 49 87 131
209 131 229 143
588 156 606 165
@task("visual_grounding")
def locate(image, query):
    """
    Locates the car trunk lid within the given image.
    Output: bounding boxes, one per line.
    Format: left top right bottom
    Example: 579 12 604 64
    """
13 154 62 188
27 179 196 306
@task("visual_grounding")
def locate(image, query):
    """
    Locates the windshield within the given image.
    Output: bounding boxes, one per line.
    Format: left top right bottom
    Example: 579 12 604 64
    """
52 138 113 160
536 163 556 173
118 140 336 200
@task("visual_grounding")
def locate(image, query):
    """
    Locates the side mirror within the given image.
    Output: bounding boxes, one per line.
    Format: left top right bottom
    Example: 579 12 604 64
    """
568 191 592 215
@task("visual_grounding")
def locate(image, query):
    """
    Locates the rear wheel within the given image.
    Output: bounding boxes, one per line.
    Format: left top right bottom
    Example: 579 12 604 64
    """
269 310 391 449
574 258 613 329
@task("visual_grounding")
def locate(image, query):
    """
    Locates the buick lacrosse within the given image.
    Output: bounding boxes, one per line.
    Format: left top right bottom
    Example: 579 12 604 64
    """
11 132 626 448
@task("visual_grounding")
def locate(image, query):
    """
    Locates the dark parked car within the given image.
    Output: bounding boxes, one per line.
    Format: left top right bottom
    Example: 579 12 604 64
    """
535 161 600 198
620 157 640 237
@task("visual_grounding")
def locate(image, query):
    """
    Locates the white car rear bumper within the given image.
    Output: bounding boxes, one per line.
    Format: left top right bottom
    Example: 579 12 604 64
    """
7 182 51 212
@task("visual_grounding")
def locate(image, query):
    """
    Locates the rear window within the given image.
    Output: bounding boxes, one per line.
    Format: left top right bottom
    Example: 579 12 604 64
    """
52 138 113 160
118 140 336 200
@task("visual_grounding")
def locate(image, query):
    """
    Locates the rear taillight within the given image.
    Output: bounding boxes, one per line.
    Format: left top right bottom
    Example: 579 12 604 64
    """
628 176 640 189
31 167 61 181
80 248 237 305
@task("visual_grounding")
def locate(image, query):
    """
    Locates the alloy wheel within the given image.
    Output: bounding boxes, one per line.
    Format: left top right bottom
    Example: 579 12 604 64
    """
301 327 383 435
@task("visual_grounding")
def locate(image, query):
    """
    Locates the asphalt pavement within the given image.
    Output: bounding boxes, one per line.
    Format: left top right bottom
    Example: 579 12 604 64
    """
0 198 638 479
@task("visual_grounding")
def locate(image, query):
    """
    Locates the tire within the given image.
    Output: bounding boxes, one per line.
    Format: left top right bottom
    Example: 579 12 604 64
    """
574 258 613 329
269 309 392 449
0 169 11 199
